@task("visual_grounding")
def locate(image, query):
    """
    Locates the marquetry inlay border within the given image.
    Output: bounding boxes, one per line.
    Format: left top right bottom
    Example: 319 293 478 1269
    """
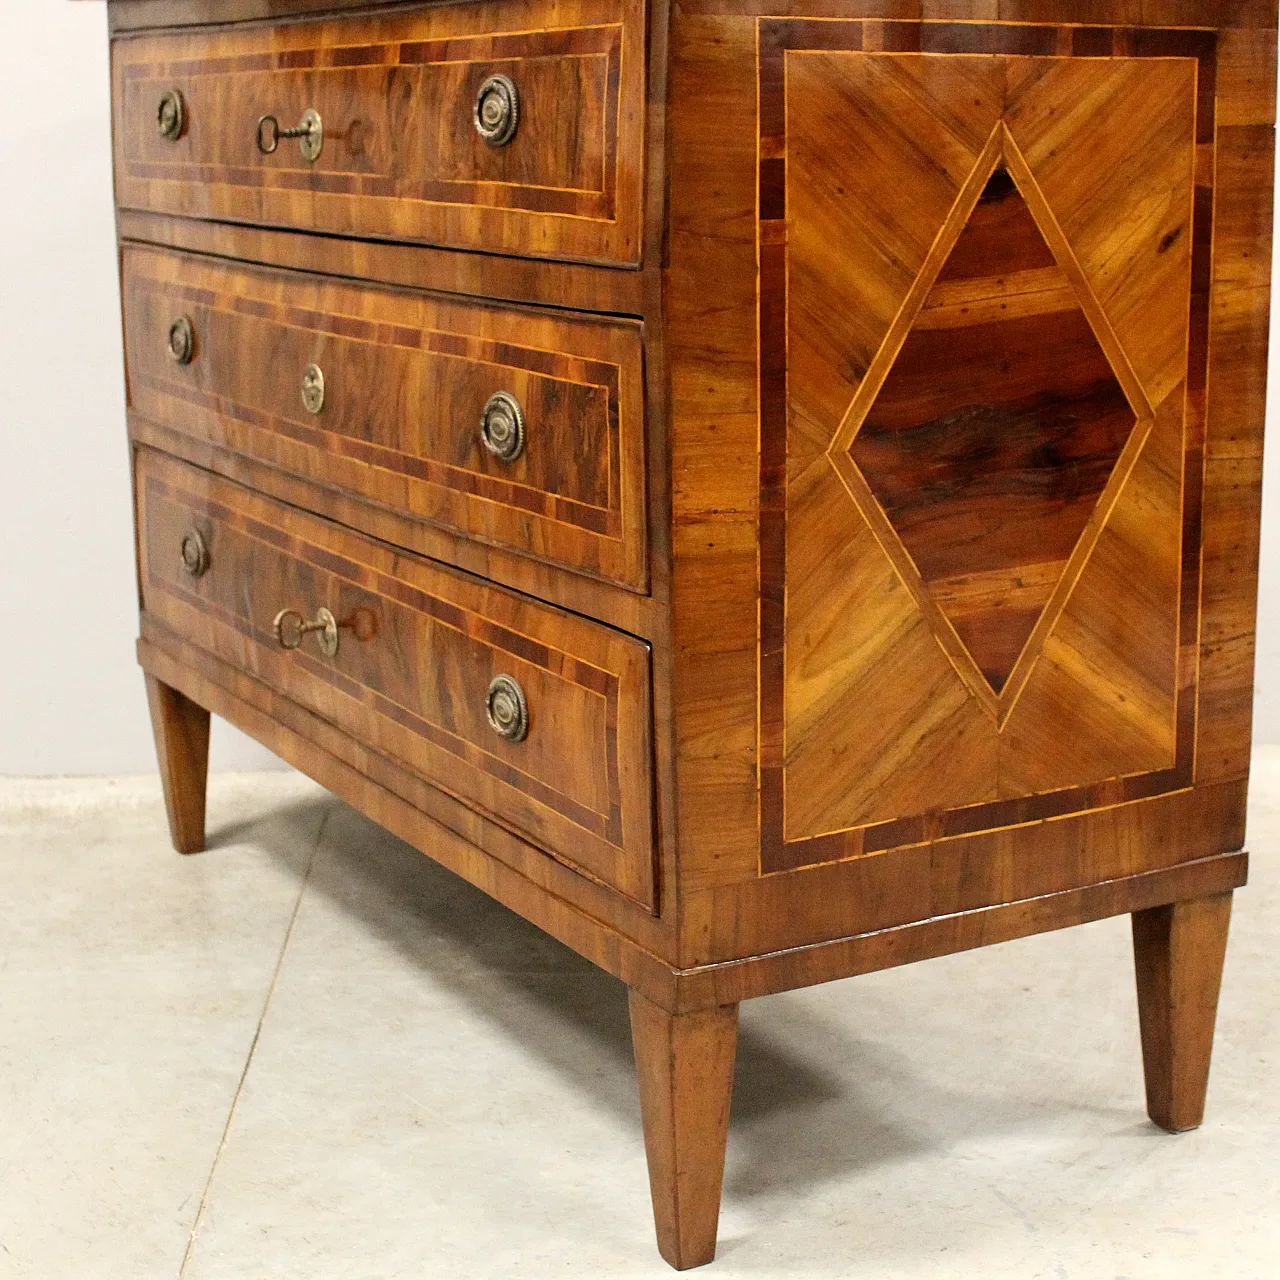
757 20 1216 875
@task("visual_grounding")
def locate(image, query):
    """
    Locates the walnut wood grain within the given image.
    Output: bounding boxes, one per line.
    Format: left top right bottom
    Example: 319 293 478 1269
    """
1133 892 1234 1132
145 673 210 853
123 245 649 591
94 1 1278 1266
128 413 663 639
629 991 739 1270
106 0 1280 32
136 447 656 907
116 211 647 317
111 0 645 265
766 33 1195 865
659 12 1270 991
135 629 1249 1021
138 632 685 996
851 168 1138 693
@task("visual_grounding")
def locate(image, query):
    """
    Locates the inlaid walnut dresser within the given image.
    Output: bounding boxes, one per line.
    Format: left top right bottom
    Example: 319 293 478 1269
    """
94 0 1274 1266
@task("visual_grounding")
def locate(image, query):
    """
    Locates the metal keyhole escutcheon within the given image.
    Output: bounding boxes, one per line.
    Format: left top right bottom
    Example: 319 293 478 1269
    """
301 364 326 415
256 108 324 162
273 607 342 658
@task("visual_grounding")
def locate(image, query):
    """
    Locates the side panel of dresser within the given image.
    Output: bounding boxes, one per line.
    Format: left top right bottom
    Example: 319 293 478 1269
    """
110 0 646 265
663 4 1275 971
122 245 649 592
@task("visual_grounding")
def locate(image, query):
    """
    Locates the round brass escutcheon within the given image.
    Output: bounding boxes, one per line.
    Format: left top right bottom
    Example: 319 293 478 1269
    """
473 74 519 146
301 363 326 415
157 88 186 141
486 674 529 743
273 606 341 658
179 528 210 578
479 391 525 462
167 315 195 365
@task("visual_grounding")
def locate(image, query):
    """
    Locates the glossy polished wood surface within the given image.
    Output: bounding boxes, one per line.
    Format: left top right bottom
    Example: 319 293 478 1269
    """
766 29 1198 869
144 673 210 853
123 245 649 590
1133 892 1234 1133
95 0 1278 1267
667 7 1271 962
629 992 739 1270
112 0 646 264
137 448 656 907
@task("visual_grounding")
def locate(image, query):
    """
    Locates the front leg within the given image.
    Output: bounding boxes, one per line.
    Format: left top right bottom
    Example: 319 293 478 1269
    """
1132 892 1233 1133
629 990 739 1270
145 674 211 855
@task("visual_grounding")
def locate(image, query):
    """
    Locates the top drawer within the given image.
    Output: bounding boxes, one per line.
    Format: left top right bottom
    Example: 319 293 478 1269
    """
111 0 645 265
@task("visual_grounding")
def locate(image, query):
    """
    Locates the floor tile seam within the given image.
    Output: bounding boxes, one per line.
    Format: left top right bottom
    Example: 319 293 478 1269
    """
175 800 334 1280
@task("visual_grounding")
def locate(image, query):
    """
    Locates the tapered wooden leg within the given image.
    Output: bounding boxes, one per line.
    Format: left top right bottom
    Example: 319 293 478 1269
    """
1132 892 1233 1134
145 674 211 855
629 990 739 1270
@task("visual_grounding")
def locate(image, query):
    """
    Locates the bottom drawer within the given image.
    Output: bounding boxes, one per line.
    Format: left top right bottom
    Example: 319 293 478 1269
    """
136 448 655 908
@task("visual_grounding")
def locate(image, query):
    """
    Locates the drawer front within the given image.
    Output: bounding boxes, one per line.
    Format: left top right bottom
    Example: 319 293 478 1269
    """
111 0 644 265
137 448 655 907
123 246 647 591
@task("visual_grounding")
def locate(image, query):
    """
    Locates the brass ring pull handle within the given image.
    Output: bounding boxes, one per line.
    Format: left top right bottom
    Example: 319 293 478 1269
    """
486 674 529 742
474 74 519 146
168 316 195 365
256 108 324 162
157 88 186 141
179 528 210 578
479 391 525 462
273 606 344 658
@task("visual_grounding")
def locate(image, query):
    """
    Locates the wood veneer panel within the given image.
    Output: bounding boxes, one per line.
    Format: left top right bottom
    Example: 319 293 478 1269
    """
123 245 649 591
108 0 1280 27
138 632 683 986
677 851 1248 1008
758 27 1203 872
666 9 1268 960
129 412 663 638
136 447 656 907
666 12 762 900
117 212 648 316
1198 123 1274 794
850 169 1138 694
111 0 645 265
683 780 1249 966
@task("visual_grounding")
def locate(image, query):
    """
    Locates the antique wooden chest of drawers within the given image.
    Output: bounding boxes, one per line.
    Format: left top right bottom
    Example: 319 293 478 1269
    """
100 0 1275 1267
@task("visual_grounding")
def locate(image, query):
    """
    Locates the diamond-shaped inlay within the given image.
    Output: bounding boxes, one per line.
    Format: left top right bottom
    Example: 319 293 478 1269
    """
849 166 1141 695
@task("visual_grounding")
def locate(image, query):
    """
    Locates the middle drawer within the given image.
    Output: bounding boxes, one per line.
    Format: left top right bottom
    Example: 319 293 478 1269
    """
122 245 647 591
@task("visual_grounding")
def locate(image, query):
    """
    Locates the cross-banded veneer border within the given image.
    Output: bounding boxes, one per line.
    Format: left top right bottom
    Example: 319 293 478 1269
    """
756 19 1216 875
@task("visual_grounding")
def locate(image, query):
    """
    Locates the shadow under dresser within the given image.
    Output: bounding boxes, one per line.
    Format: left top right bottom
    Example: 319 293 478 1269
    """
95 0 1276 1267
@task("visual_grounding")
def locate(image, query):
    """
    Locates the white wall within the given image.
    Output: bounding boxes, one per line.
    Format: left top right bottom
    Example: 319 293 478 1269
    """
0 5 1276 776
0 5 281 772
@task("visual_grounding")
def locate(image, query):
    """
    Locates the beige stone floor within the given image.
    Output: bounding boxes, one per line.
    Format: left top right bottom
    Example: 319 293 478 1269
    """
1 751 1277 1279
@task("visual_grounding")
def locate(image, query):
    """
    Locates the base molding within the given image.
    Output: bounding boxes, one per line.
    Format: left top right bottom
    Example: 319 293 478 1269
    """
139 633 1248 1016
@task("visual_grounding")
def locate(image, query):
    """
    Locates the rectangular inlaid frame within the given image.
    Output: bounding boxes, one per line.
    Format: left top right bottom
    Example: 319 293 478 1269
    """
757 20 1218 876
137 461 657 908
